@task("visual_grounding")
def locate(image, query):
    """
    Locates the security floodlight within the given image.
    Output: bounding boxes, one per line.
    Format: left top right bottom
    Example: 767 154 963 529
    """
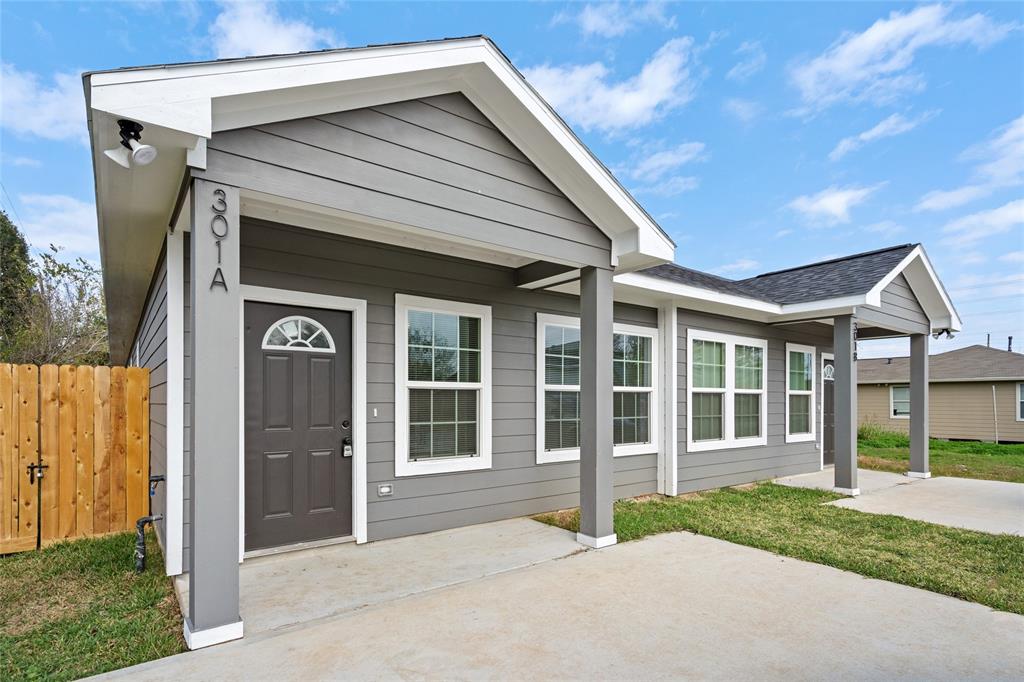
104 119 157 168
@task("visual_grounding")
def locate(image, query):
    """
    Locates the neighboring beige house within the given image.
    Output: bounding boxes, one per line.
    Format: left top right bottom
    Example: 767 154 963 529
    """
859 345 1024 443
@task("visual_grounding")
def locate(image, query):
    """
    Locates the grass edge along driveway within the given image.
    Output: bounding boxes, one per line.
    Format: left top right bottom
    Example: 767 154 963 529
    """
535 483 1024 616
0 531 185 681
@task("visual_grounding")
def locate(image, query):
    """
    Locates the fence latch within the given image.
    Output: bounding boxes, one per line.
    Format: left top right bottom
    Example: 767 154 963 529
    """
27 461 49 485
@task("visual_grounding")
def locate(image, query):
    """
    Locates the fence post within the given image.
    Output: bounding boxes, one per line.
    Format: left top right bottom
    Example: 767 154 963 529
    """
39 365 59 543
58 365 77 539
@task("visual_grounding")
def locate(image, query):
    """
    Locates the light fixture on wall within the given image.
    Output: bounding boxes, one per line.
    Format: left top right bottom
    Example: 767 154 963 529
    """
103 119 158 169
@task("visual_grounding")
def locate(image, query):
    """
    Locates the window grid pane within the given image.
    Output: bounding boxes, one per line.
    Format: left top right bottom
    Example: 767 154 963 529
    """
544 390 581 451
892 385 910 416
613 391 650 445
613 334 652 388
735 345 763 390
789 394 811 434
545 325 581 387
409 388 478 460
693 340 725 389
408 311 481 383
789 351 812 391
692 392 723 442
734 394 761 438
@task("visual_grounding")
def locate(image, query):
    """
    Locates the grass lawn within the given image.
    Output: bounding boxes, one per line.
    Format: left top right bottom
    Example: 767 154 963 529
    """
858 425 1024 483
0 531 185 681
534 483 1024 615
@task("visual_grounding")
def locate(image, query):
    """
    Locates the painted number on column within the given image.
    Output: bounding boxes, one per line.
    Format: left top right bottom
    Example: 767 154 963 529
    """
210 187 229 292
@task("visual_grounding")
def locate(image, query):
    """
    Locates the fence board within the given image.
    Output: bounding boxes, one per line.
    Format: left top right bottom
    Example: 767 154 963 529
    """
0 363 149 554
39 365 59 542
57 366 77 538
126 369 145 524
110 367 127 530
17 365 38 540
75 366 95 537
93 367 111 533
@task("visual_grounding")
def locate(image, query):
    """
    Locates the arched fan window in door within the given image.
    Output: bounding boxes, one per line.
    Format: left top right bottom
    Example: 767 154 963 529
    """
261 315 336 352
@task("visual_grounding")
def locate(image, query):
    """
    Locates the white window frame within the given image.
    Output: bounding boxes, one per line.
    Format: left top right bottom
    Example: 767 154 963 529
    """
395 294 492 476
1017 382 1023 422
785 342 817 443
535 314 659 464
889 384 911 420
686 329 768 453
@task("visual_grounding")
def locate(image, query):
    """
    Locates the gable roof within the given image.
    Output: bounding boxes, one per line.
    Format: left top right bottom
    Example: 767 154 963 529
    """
858 345 1024 384
641 244 917 305
84 35 675 362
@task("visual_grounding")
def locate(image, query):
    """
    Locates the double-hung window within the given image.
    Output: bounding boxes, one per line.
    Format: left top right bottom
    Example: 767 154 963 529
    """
395 295 491 476
1018 383 1024 422
890 385 910 419
785 343 816 443
536 314 658 463
687 330 767 452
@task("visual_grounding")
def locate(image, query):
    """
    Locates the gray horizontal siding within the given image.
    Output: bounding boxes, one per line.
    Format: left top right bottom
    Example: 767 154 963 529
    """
130 248 168 549
858 274 929 334
239 218 657 542
203 93 611 269
677 311 831 489
182 238 192 571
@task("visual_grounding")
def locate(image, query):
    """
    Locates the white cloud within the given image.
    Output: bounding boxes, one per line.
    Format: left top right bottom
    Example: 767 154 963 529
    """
773 229 794 239
863 220 906 238
712 258 759 275
790 5 1016 113
17 194 98 260
722 98 761 124
552 2 676 38
633 175 700 197
917 114 1024 212
999 251 1024 263
829 110 937 161
629 142 706 182
523 38 697 132
725 41 766 82
960 251 988 266
787 184 883 224
949 272 1024 302
1 154 42 167
209 1 336 59
0 63 86 143
941 199 1024 246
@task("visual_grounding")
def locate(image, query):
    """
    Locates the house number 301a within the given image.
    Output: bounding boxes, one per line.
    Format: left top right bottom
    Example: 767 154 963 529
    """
209 188 229 292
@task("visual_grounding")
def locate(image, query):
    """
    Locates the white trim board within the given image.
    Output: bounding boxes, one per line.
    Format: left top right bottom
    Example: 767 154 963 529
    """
820 353 834 471
785 343 817 444
164 228 185 576
238 285 369 561
183 618 243 650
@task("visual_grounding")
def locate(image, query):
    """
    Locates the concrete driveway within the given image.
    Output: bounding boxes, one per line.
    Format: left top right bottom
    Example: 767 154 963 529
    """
101 528 1024 681
776 470 1024 535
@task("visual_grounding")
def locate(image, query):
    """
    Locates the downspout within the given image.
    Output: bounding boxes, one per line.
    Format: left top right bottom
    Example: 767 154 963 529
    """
135 474 165 573
992 385 999 444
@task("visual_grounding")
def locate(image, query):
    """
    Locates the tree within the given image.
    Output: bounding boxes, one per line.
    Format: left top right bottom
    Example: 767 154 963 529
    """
2 245 109 366
0 210 36 357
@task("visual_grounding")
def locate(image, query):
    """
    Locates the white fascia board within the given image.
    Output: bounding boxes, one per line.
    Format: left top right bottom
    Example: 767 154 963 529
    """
86 37 673 265
615 273 780 313
866 246 962 332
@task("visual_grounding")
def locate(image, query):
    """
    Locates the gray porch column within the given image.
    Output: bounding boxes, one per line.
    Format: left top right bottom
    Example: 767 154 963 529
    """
578 266 616 548
186 178 243 649
833 315 859 495
908 333 931 478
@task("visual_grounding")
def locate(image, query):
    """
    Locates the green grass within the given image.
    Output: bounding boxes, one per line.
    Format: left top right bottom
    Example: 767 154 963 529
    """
0 531 185 681
857 423 1024 483
534 483 1024 615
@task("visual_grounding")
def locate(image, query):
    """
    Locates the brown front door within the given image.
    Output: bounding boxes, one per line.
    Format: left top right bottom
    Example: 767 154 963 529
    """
822 357 835 466
244 301 353 551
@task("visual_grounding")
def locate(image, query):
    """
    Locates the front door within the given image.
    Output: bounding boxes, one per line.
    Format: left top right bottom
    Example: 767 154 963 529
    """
822 357 835 466
244 301 353 551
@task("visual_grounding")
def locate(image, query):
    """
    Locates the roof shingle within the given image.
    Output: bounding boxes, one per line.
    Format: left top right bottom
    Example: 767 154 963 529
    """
857 345 1024 383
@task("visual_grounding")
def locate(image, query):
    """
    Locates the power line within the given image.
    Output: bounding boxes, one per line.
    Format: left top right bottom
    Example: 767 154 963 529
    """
0 180 25 229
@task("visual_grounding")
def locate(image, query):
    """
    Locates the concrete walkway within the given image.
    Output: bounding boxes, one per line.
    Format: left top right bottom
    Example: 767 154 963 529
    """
775 470 1024 536
101 530 1024 681
176 518 582 635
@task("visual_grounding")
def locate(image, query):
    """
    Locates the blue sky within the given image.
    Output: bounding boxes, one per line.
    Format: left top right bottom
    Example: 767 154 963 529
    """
1 1 1022 358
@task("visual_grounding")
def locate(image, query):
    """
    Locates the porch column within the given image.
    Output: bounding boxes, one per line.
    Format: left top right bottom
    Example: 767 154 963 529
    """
578 266 616 548
833 315 859 495
908 333 931 478
186 178 243 649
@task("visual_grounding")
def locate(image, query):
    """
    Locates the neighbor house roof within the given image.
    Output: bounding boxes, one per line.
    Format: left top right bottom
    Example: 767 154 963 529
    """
858 345 1024 384
640 244 918 305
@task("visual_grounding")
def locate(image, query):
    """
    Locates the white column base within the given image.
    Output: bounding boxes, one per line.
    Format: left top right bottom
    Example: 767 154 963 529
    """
184 618 243 650
906 471 932 479
577 532 617 549
833 487 860 497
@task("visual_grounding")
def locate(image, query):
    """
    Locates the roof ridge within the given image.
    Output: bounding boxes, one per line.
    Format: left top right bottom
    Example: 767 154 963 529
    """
745 243 918 281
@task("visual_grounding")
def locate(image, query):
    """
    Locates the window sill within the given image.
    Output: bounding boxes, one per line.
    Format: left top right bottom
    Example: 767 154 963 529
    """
395 455 492 477
686 437 767 453
535 444 657 464
891 415 910 420
785 433 816 444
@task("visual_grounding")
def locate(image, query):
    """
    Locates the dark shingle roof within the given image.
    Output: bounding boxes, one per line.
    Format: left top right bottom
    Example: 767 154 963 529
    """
858 345 1024 383
640 244 918 306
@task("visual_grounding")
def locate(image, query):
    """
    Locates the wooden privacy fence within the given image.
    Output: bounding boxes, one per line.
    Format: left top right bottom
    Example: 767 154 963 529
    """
0 364 150 554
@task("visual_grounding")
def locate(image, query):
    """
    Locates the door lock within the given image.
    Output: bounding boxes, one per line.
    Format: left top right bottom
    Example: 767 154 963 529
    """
342 436 353 458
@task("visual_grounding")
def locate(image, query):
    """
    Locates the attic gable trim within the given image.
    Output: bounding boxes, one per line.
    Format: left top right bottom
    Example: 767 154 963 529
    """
866 245 962 331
